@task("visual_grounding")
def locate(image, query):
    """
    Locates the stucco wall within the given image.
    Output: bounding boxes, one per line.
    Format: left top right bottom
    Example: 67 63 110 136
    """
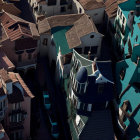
22 97 31 140
1 39 38 68
86 7 105 24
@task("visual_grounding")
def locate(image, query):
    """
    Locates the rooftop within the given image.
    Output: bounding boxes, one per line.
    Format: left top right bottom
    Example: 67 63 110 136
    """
66 14 99 49
38 14 84 34
0 0 21 16
78 0 105 11
116 58 140 139
0 68 12 83
0 12 39 41
79 110 115 140
0 48 15 71
105 0 127 19
51 26 72 55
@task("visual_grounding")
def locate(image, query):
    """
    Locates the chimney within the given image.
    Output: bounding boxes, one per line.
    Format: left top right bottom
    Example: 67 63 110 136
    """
127 11 135 30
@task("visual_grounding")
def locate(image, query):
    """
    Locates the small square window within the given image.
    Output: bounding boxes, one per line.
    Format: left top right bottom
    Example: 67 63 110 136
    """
60 6 66 12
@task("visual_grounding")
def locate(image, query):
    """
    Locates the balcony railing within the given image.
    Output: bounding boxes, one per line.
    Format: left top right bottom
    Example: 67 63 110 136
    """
16 59 36 68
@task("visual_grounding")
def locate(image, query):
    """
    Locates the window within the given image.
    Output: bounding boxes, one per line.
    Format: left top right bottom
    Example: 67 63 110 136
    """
75 48 82 54
87 104 92 111
128 39 132 55
120 11 122 19
98 83 104 94
91 46 97 54
13 103 21 110
138 123 140 133
39 6 42 12
136 35 138 42
28 53 32 60
10 113 22 123
10 131 22 140
123 17 125 24
43 38 48 45
84 46 90 54
60 6 66 12
90 35 94 38
79 8 82 13
18 54 22 62
131 29 133 37
77 101 81 109
118 8 120 15
81 84 85 93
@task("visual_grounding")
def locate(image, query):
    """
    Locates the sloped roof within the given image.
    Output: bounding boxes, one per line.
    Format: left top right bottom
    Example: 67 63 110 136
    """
16 73 34 98
66 14 99 49
0 68 12 83
38 14 84 34
0 12 39 41
78 0 105 11
0 0 21 16
0 3 21 16
0 48 15 71
80 110 114 140
96 61 113 82
105 0 128 19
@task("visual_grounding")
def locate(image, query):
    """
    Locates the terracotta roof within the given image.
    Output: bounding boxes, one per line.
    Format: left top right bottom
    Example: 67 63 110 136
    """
0 48 15 71
0 12 39 41
16 73 34 98
78 0 105 11
0 68 12 83
8 85 24 103
0 123 10 140
105 0 127 19
66 14 99 49
8 72 18 83
38 14 84 34
1 2 21 16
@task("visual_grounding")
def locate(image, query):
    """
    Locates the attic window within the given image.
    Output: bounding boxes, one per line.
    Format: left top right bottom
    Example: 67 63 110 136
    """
98 83 104 94
90 35 94 38
6 21 9 24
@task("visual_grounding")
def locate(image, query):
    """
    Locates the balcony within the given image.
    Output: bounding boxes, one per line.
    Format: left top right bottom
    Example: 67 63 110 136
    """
0 110 5 121
0 106 7 121
16 59 36 69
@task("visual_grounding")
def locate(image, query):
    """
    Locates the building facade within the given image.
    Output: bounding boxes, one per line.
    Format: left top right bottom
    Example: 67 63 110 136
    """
0 12 39 72
72 0 105 24
114 0 140 139
0 68 34 140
